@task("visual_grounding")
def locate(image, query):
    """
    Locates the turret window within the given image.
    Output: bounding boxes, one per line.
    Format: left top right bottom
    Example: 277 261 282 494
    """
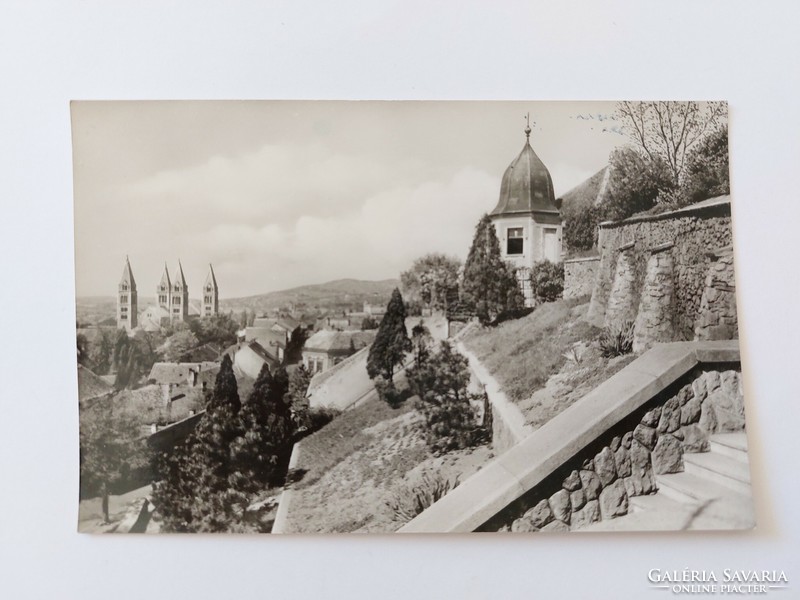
507 228 524 255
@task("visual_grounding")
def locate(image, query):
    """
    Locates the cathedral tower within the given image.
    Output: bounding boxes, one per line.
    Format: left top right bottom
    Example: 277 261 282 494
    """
489 118 563 306
117 256 138 331
171 261 190 323
157 263 171 313
202 263 219 317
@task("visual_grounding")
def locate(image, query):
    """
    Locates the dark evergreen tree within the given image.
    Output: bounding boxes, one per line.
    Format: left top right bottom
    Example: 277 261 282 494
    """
366 288 411 384
461 214 524 323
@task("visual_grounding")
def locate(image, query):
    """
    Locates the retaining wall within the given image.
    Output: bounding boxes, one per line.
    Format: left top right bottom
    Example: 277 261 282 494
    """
563 256 599 299
587 196 734 345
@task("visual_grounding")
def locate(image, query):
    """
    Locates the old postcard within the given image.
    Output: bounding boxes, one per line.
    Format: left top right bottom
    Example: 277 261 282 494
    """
73 101 751 533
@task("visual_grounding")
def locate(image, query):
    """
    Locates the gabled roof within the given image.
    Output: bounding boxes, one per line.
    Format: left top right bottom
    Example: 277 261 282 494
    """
77 365 114 404
147 361 219 386
304 330 376 354
120 256 137 290
245 326 288 349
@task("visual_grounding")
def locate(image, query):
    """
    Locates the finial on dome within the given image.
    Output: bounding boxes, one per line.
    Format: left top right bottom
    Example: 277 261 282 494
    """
524 113 532 141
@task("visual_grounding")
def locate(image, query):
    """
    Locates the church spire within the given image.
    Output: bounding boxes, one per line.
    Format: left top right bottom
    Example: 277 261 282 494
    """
524 113 532 143
203 263 219 317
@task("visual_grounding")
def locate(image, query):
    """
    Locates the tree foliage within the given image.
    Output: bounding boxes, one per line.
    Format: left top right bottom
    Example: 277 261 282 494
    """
679 125 730 205
530 260 565 303
603 147 675 221
408 341 489 453
112 330 162 390
563 204 602 252
615 101 727 187
366 288 411 385
152 355 300 532
360 315 379 330
461 214 524 323
283 326 309 365
400 253 462 312
189 312 240 348
80 403 148 522
162 330 200 362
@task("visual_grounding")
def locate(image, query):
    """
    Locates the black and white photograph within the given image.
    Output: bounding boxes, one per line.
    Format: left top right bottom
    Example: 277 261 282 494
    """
4 2 800 598
73 100 753 534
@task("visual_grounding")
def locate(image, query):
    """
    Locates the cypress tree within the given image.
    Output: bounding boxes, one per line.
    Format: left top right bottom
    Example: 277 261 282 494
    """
461 214 523 322
367 288 411 383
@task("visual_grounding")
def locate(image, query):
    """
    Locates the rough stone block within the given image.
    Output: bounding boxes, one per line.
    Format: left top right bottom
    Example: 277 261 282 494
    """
594 447 618 486
698 400 719 433
571 500 600 530
652 433 684 474
621 431 633 449
614 446 633 478
630 439 651 468
540 519 570 533
623 475 641 497
579 469 602 501
634 424 657 450
681 397 702 425
705 370 721 392
599 479 629 520
524 499 553 529
679 424 709 453
610 436 622 452
657 398 682 434
549 489 571 524
570 488 587 512
641 407 662 427
511 517 537 532
562 470 581 492
713 406 746 432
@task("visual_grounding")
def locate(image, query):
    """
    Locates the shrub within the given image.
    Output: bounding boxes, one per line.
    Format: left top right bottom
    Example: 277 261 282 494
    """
564 204 602 251
599 320 635 357
530 260 564 303
386 471 460 524
410 341 490 453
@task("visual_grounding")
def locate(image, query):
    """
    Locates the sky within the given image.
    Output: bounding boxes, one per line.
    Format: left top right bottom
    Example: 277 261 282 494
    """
72 100 629 299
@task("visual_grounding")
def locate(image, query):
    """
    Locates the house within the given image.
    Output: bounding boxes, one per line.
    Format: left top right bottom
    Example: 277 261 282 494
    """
243 326 288 362
147 361 220 405
228 340 281 379
302 330 376 374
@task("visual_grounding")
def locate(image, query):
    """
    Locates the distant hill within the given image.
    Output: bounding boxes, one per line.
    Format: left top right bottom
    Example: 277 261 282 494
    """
76 278 401 325
220 278 400 315
559 166 609 213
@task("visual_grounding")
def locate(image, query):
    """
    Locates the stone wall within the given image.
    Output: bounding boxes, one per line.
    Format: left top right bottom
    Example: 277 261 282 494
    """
488 366 745 532
563 256 599 299
695 248 738 341
587 197 734 343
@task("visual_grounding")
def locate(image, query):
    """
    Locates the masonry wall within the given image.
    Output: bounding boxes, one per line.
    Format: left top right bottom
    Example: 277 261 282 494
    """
563 256 599 299
587 199 734 343
482 365 745 532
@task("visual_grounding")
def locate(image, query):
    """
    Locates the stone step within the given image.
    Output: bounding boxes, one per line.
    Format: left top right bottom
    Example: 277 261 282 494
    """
709 432 749 462
655 470 747 504
579 497 697 532
683 451 751 495
629 492 692 514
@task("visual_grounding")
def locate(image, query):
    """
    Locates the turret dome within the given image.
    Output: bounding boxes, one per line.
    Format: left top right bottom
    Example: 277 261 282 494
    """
490 136 559 217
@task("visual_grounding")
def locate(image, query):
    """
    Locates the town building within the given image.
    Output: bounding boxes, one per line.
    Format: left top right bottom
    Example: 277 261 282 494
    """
302 330 376 374
489 120 563 305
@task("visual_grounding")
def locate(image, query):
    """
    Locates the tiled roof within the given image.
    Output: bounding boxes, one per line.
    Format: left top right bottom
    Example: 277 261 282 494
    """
147 361 219 385
77 365 114 403
304 330 376 354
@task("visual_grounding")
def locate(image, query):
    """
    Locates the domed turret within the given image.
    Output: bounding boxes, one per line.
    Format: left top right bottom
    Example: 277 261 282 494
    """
490 128 559 217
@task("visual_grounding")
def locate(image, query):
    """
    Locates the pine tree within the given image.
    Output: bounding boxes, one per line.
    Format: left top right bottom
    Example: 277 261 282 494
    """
152 354 247 532
461 214 523 322
366 288 411 383
232 364 293 491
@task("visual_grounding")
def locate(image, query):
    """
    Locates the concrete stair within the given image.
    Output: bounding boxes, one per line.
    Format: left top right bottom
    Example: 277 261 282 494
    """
579 432 754 532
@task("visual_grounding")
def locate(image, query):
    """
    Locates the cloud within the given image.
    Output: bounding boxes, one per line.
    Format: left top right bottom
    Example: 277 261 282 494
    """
175 167 499 297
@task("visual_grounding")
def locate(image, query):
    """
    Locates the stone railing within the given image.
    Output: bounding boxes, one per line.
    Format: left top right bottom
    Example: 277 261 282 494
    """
398 340 742 533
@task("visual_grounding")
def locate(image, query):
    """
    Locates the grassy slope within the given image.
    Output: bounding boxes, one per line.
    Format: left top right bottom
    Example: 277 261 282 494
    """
462 298 600 403
286 389 491 533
